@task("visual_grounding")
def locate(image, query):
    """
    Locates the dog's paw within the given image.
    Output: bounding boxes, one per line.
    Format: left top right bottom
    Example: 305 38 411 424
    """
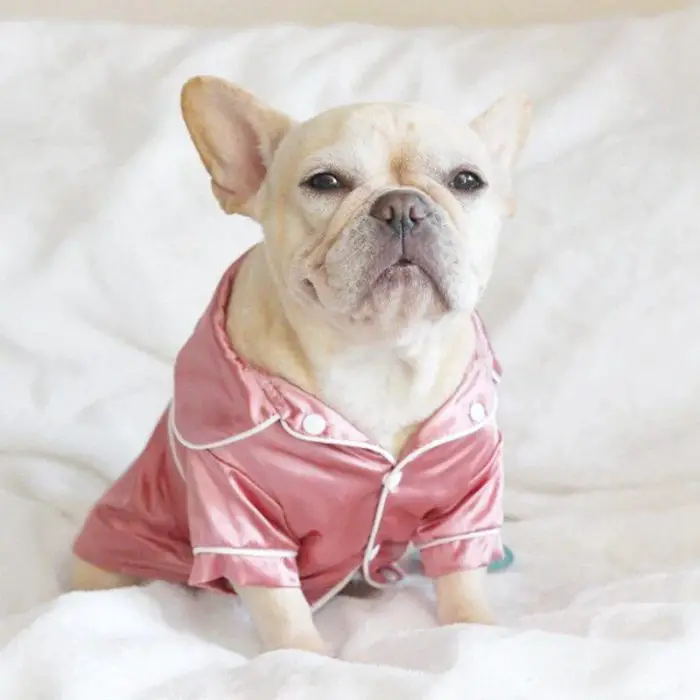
268 632 332 656
438 604 495 627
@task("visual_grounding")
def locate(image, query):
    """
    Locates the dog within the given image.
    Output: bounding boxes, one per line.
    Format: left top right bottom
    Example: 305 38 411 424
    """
70 76 532 655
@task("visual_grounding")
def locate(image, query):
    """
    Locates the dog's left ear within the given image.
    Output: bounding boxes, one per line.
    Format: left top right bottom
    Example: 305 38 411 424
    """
471 93 532 173
181 76 294 216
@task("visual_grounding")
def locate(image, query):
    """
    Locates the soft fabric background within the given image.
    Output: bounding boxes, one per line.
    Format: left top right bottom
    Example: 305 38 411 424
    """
0 5 699 698
0 0 690 27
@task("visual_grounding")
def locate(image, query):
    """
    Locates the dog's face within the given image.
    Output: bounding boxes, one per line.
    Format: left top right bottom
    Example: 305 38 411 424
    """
181 78 531 338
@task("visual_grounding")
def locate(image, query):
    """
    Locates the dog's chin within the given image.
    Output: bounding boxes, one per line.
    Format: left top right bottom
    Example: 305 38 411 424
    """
345 262 454 333
370 261 445 310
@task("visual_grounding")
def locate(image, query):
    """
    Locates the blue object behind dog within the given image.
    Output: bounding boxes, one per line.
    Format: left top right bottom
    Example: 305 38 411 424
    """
488 545 514 573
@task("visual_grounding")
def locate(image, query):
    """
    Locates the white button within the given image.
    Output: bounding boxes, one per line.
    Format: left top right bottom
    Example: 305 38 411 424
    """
469 401 486 423
380 567 402 584
383 470 403 493
302 413 326 436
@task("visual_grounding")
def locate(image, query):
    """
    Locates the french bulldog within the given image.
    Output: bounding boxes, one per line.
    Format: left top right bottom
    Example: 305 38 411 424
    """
70 76 532 655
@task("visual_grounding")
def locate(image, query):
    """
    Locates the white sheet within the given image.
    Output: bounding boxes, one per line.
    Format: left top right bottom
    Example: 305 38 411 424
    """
0 9 699 698
0 0 690 28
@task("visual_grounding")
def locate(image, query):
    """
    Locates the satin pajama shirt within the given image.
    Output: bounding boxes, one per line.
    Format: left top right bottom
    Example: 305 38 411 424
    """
74 255 505 610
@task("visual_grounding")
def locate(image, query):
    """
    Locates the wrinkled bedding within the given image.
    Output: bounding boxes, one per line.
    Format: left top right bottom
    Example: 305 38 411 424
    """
0 8 699 698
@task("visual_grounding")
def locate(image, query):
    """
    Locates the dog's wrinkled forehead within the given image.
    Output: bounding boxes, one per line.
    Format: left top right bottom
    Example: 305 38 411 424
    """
275 103 495 184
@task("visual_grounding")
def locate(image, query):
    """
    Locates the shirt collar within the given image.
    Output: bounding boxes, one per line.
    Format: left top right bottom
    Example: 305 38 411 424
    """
171 252 499 455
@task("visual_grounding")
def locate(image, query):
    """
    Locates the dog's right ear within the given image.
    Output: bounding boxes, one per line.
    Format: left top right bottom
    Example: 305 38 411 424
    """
181 76 293 216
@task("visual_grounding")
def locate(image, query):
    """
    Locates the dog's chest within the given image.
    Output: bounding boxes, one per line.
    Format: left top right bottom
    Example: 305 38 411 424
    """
318 346 449 457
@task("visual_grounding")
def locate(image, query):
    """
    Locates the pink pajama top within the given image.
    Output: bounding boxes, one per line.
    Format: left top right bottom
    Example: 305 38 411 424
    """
73 253 505 611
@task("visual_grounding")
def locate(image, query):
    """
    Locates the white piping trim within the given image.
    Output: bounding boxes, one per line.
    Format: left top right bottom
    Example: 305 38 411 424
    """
193 546 297 558
310 567 360 613
279 420 396 465
416 527 501 551
225 564 359 614
361 485 394 589
361 398 498 589
169 402 281 451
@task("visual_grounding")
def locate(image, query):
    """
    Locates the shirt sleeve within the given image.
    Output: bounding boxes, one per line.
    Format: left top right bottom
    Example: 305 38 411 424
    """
183 449 300 591
413 437 504 578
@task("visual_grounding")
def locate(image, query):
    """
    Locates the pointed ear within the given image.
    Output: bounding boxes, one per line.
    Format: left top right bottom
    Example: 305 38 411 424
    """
471 93 533 173
180 76 294 215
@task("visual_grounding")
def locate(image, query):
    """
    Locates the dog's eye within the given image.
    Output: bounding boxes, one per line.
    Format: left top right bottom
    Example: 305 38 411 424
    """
304 172 344 191
450 170 486 192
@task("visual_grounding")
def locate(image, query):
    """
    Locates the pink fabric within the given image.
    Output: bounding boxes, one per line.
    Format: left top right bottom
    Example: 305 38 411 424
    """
73 253 505 607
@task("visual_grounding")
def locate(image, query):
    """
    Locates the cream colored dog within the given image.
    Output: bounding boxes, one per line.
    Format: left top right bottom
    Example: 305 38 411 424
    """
71 76 531 654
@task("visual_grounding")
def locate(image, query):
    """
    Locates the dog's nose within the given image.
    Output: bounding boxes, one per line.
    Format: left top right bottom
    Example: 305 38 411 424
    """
370 191 429 236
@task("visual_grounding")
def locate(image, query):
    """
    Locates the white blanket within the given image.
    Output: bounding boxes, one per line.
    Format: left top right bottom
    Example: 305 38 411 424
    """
0 8 699 698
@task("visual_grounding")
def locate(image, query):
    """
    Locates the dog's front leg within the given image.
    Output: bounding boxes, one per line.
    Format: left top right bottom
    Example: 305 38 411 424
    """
433 568 494 626
236 585 329 654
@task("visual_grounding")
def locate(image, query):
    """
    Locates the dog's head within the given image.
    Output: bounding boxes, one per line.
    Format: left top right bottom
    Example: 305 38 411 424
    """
181 77 531 338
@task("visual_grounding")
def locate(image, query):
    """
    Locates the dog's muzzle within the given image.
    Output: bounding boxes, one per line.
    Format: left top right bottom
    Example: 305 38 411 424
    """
369 190 432 244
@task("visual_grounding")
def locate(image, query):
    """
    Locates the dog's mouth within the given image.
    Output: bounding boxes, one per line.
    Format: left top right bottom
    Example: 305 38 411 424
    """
371 254 446 302
301 258 427 309
375 256 424 279
368 258 452 318
381 251 435 277
301 245 454 319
